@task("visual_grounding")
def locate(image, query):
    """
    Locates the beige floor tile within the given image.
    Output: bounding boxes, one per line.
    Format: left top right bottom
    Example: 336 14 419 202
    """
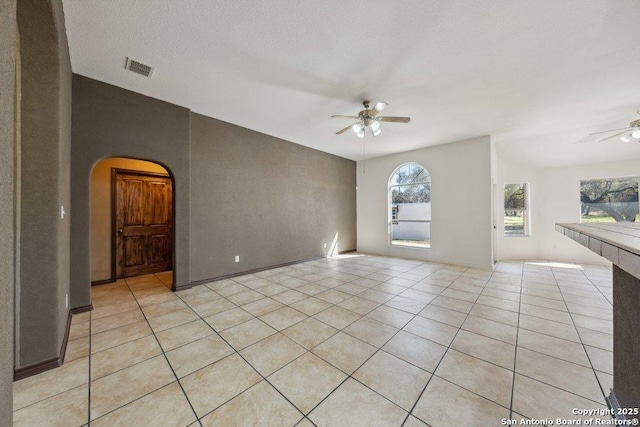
91 335 162 380
180 354 261 418
451 329 515 370
382 330 447 373
155 319 213 351
214 282 249 297
91 382 196 427
69 320 90 341
585 345 613 375
91 320 152 354
431 295 474 313
90 355 175 420
403 316 458 346
240 333 306 376
242 298 284 317
312 332 377 374
204 307 254 330
435 349 513 407
343 317 398 348
191 298 236 317
515 347 605 403
201 380 302 426
353 350 431 411
180 289 221 307
440 288 479 303
227 289 265 306
480 287 520 302
468 304 518 327
518 314 581 342
412 376 509 427
14 356 89 410
519 303 573 325
595 370 613 396
308 378 407 427
313 306 360 330
66 336 90 362
282 317 338 350
566 302 612 320
147 308 200 332
359 289 395 304
166 334 234 378
135 291 180 308
220 318 277 350
366 305 415 328
315 289 351 304
520 294 568 311
140 298 187 318
260 306 308 330
14 384 87 427
462 315 517 344
290 297 333 316
385 296 428 314
269 352 347 414
404 415 429 426
517 329 591 367
271 289 308 305
512 374 608 422
577 327 613 351
418 305 467 328
91 308 145 335
337 296 380 315
571 313 613 334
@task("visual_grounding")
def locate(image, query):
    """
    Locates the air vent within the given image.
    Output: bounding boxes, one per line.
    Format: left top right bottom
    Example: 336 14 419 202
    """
125 57 154 77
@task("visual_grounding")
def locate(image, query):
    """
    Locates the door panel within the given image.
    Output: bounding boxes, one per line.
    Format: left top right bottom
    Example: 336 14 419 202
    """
115 171 172 278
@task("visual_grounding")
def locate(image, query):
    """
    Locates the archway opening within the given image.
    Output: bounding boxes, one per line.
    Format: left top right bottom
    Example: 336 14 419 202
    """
90 157 175 289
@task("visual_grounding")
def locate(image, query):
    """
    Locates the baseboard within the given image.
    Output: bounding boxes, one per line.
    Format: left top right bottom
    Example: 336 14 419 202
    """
91 279 114 286
70 303 93 314
173 283 192 292
187 251 357 288
14 310 72 381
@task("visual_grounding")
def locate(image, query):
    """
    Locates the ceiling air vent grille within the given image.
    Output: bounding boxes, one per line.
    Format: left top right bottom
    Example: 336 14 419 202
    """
125 57 154 77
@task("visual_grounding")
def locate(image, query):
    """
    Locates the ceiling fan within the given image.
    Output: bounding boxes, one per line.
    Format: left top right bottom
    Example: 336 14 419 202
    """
590 110 640 142
332 101 410 138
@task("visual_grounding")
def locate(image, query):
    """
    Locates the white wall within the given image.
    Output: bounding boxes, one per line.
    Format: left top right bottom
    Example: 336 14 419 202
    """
357 136 493 269
497 156 640 264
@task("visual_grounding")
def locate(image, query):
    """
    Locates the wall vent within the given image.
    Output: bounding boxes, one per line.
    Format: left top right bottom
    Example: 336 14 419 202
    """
125 57 154 77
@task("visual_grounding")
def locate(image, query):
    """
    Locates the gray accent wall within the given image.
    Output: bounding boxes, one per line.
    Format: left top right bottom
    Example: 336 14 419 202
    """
0 0 16 421
190 113 356 282
16 0 71 368
71 75 191 303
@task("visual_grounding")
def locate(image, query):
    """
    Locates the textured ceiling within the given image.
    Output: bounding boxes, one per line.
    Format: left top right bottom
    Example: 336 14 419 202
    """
62 0 640 167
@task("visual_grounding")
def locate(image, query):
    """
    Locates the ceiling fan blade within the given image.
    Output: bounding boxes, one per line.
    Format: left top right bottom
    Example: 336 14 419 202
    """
379 116 411 123
599 129 632 142
372 102 388 115
336 123 359 135
589 127 632 136
331 115 360 119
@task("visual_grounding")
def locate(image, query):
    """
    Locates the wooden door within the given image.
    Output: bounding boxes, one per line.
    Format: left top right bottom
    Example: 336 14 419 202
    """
114 170 172 279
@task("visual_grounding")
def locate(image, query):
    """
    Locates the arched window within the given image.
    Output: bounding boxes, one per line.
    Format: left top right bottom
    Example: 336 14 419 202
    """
389 163 431 248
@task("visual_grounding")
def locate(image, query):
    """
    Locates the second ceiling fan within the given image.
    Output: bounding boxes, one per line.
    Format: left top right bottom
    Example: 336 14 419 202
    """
332 101 410 138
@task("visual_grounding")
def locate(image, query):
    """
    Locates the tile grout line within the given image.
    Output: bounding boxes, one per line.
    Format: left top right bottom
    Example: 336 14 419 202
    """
507 259 525 420
550 263 612 406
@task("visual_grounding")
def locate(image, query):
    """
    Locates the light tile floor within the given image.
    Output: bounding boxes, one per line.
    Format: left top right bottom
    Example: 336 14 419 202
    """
13 255 618 426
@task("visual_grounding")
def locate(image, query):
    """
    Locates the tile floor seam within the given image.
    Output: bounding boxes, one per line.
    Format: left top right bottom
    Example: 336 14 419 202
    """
549 264 611 404
401 264 499 425
507 259 525 420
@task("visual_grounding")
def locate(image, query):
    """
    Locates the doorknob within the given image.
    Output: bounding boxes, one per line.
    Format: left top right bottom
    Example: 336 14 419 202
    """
118 228 123 234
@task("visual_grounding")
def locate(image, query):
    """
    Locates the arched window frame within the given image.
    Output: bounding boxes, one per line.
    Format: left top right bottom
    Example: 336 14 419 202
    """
388 163 432 249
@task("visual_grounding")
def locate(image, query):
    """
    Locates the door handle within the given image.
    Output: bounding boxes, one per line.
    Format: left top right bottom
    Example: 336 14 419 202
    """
118 228 124 234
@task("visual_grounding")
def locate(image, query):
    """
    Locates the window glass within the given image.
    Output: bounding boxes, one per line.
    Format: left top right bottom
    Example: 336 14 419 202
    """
580 177 639 223
504 183 529 236
389 163 431 248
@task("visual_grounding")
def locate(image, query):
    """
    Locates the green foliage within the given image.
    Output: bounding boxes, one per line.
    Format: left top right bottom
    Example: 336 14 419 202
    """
580 177 639 223
390 163 430 203
504 184 525 209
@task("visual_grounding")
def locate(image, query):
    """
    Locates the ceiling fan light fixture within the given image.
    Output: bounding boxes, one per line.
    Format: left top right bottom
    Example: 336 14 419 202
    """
620 134 632 143
369 120 380 131
632 129 640 139
371 128 381 137
356 129 365 138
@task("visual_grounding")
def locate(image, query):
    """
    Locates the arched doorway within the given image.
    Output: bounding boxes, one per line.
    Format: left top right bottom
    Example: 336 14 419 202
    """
90 157 175 288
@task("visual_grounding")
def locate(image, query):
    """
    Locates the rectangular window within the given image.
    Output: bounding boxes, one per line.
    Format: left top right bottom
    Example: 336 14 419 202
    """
580 177 639 223
504 183 529 236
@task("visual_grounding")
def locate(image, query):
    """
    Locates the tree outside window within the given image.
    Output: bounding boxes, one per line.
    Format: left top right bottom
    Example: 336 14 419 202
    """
580 177 639 223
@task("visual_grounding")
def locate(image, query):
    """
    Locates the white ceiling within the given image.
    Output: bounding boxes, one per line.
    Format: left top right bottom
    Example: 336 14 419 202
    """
62 0 640 167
